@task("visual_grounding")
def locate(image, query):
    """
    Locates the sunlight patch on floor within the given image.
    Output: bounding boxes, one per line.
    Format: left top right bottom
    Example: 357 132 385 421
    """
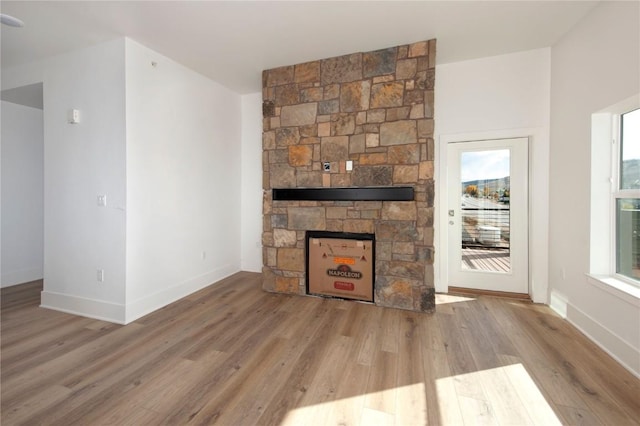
280 382 426 426
279 364 560 425
436 293 476 305
436 363 562 425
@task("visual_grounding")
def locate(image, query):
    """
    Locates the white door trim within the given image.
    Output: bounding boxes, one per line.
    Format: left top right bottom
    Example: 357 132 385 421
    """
435 128 550 303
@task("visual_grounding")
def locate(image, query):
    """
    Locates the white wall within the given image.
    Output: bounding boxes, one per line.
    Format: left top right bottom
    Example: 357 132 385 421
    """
549 1 640 375
124 39 242 322
1 101 44 287
240 92 263 273
435 48 551 303
39 39 128 323
1 60 45 92
2 67 47 295
3 38 244 324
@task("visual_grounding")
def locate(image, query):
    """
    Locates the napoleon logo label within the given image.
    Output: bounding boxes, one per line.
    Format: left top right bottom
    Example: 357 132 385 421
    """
327 264 362 279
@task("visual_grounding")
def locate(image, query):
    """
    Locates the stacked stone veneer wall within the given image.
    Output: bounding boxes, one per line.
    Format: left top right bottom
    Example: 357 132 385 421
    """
262 40 436 312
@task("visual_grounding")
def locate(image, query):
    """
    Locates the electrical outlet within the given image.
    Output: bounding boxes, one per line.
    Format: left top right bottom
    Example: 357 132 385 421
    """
68 109 80 124
97 194 107 207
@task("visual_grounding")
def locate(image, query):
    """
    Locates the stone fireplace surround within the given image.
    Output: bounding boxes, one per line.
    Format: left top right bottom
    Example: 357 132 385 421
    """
262 39 436 313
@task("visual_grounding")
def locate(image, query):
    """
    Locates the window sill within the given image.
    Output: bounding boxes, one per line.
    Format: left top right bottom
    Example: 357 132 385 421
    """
586 274 640 307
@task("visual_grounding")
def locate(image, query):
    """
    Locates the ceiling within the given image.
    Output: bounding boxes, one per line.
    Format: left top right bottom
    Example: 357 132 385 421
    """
1 1 599 95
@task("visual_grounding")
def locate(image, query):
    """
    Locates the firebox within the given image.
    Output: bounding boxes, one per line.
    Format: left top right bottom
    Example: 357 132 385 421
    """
306 231 375 303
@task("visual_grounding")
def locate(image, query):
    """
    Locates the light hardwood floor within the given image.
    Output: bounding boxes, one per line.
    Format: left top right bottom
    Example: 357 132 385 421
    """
1 272 639 425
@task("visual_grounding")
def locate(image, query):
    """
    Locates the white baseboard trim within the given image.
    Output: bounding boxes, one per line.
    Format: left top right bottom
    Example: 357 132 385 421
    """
549 289 568 318
2 267 43 288
124 264 239 324
40 291 126 324
550 298 640 379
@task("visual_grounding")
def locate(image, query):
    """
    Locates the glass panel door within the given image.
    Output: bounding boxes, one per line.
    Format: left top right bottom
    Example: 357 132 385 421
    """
447 138 528 294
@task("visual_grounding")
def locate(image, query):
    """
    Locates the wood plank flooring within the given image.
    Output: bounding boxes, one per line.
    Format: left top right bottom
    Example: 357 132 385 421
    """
1 272 639 425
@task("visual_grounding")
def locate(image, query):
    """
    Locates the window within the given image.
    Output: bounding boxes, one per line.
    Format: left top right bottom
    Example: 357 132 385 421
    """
590 95 640 297
615 108 640 283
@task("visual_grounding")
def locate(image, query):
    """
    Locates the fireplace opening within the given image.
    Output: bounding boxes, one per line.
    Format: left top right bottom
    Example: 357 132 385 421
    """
306 231 375 303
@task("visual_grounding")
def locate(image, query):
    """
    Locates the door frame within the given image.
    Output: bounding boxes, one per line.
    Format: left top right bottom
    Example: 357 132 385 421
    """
435 128 550 303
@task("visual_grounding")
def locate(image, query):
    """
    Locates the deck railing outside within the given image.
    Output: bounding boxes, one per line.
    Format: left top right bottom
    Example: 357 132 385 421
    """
460 204 511 273
461 206 510 250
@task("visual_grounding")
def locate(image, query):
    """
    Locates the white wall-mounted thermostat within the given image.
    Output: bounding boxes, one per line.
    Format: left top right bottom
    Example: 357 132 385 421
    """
68 109 80 124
